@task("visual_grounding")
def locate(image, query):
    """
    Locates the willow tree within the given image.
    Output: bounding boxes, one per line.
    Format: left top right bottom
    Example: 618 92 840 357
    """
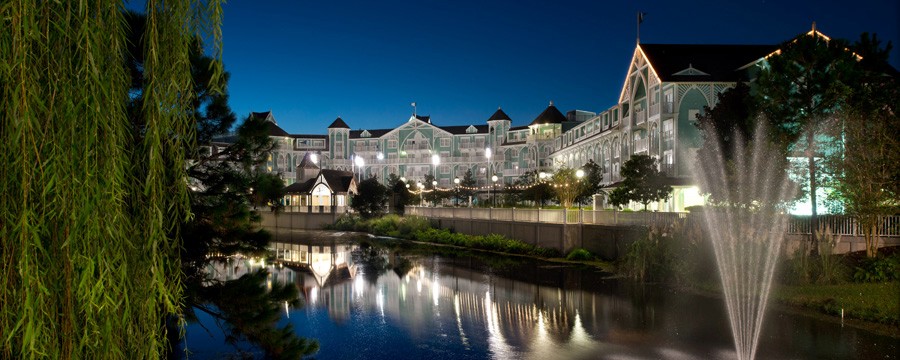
0 1 223 358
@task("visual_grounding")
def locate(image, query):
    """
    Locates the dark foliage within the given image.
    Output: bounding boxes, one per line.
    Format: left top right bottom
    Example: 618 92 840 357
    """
608 155 672 210
352 177 389 218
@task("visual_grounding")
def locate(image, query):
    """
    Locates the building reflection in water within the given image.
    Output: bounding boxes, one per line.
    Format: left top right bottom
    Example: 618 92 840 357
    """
199 233 895 359
226 236 670 358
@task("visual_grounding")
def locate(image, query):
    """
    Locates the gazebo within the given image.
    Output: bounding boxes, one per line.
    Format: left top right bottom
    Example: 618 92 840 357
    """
283 154 357 212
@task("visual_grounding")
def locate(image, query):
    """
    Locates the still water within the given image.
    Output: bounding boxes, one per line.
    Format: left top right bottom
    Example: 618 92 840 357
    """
185 230 897 359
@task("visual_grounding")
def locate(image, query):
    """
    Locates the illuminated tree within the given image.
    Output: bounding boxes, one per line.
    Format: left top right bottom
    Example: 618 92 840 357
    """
608 155 673 210
756 32 857 250
825 33 900 257
550 167 582 208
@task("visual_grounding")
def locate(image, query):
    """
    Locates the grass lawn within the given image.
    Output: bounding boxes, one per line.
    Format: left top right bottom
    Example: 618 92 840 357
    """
772 282 900 326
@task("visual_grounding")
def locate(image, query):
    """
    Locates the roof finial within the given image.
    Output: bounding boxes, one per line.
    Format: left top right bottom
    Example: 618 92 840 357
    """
549 100 554 106
636 11 646 45
812 21 816 33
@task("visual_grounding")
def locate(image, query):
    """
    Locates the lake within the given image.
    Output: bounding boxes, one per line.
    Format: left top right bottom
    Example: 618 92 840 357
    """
183 230 897 359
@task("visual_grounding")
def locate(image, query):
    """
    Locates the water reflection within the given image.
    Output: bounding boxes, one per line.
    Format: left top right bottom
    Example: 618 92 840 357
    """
193 231 896 359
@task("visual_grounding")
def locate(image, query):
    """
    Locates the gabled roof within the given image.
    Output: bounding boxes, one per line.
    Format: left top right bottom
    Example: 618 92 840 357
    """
250 111 292 137
250 111 274 121
283 178 315 194
414 114 431 123
328 117 351 129
639 44 777 82
438 124 489 135
321 170 355 193
283 169 356 195
487 108 511 121
529 102 567 126
349 128 392 139
296 153 320 170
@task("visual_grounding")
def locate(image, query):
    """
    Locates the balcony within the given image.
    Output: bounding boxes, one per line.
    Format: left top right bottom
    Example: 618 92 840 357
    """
526 133 557 143
662 101 675 114
659 163 676 176
662 130 675 150
649 103 660 117
634 137 649 153
502 168 527 177
634 110 646 126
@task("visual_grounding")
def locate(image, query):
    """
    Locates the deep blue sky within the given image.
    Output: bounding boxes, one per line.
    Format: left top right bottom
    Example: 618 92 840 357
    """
134 1 900 134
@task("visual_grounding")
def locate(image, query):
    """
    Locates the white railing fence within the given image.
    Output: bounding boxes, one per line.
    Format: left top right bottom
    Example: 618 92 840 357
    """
404 207 900 237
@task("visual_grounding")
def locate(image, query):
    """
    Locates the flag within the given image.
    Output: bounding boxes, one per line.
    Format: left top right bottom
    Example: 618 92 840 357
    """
638 12 645 24
411 102 416 107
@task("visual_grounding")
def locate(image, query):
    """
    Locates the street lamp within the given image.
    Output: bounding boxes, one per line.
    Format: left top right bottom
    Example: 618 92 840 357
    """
576 169 585 209
453 177 460 206
431 180 438 206
354 155 365 182
491 175 499 207
485 147 492 206
417 182 424 206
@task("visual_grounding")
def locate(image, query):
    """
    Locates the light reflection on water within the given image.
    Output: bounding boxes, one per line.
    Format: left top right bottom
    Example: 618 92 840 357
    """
186 231 897 360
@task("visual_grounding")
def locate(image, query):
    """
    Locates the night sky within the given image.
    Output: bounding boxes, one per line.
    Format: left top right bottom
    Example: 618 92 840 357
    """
147 0 900 134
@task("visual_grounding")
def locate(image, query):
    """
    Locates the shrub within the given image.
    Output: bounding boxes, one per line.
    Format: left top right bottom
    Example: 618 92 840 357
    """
330 214 363 231
617 220 711 284
566 248 594 261
853 255 900 282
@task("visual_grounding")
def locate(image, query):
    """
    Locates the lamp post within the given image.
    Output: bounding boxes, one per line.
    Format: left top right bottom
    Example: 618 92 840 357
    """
432 180 438 206
354 155 365 182
453 177 460 206
575 169 585 209
417 182 424 206
485 147 492 206
491 175 498 207
538 171 548 207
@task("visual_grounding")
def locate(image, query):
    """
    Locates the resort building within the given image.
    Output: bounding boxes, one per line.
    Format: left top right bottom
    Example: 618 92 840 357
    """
246 28 846 212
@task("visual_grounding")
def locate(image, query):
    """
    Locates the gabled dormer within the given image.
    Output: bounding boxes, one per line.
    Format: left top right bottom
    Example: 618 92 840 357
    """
672 63 710 76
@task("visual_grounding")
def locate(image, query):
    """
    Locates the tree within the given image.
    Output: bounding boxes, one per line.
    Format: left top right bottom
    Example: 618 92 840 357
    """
550 167 582 208
1 2 223 357
124 11 314 357
515 170 553 206
458 169 478 205
575 160 603 206
756 32 858 251
825 33 900 257
250 171 286 212
608 155 673 210
352 177 389 218
387 173 413 215
694 83 795 206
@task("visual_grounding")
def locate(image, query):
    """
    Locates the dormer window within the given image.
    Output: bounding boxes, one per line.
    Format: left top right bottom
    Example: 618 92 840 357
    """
361 130 371 138
466 125 477 134
672 63 710 76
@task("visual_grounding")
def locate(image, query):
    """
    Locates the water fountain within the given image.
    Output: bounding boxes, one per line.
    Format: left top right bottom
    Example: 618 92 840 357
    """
692 122 797 360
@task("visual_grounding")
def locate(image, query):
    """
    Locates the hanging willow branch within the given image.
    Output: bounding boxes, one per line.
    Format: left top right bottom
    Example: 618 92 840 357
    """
0 0 222 358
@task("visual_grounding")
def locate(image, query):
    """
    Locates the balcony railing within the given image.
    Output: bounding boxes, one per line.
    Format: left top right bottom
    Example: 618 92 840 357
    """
634 137 649 153
527 133 557 143
634 110 646 126
662 101 675 114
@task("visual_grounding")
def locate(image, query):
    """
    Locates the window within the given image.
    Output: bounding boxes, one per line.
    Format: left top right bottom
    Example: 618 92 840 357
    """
440 138 450 147
388 140 397 149
688 109 700 122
